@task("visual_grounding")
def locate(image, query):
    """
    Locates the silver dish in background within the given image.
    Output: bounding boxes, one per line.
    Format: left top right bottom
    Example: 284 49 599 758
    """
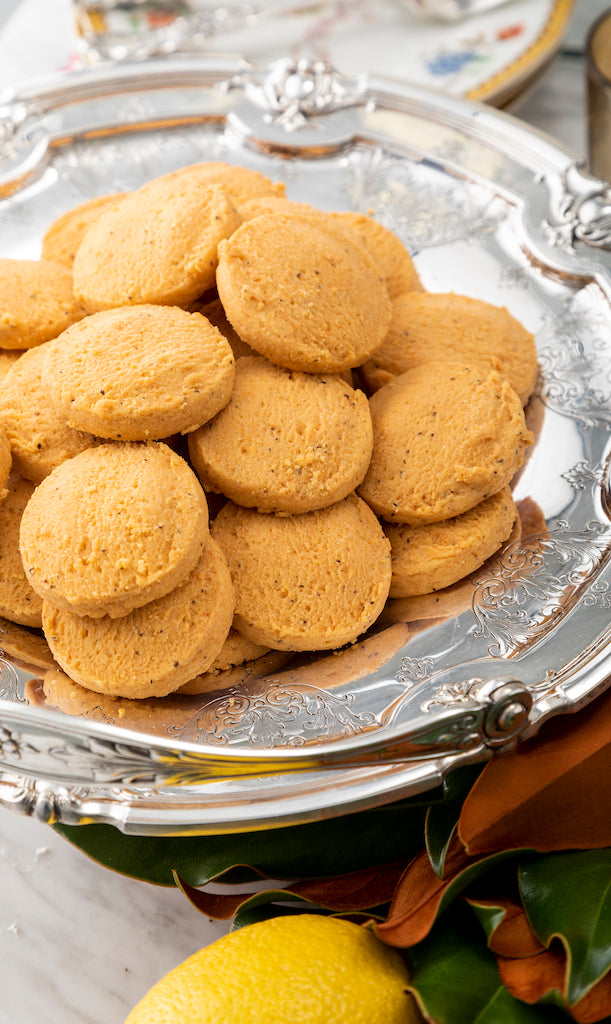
0 58 611 835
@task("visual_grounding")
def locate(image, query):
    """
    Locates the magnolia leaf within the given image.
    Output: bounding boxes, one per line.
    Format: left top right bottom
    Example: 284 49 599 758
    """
174 860 405 921
376 832 519 948
498 948 611 1023
406 903 569 1024
426 764 483 878
53 794 430 887
519 850 611 1006
459 690 611 856
232 903 323 930
467 890 545 958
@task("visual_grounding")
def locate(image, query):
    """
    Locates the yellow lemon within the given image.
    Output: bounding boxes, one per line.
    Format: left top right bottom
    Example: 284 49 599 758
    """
124 913 420 1023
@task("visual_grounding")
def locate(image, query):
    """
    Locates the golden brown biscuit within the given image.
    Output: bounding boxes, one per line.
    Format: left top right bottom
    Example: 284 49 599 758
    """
385 486 517 598
0 427 11 501
158 161 286 207
177 653 294 696
358 362 533 525
43 305 235 441
360 292 538 404
176 629 285 695
41 193 128 268
188 356 373 514
187 296 257 359
216 211 392 373
330 212 422 300
20 441 209 619
211 494 391 651
239 196 314 220
0 345 98 484
379 498 528 625
0 474 43 626
42 538 234 699
72 180 241 312
0 349 23 381
0 258 85 349
40 666 205 733
0 617 56 670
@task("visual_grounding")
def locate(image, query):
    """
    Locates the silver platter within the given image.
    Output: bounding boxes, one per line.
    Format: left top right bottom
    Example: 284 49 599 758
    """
1 57 611 835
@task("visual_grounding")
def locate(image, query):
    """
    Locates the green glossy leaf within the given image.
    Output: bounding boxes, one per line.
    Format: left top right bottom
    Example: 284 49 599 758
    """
426 765 483 877
468 899 510 944
407 904 570 1024
53 793 432 887
232 902 318 930
519 849 611 1005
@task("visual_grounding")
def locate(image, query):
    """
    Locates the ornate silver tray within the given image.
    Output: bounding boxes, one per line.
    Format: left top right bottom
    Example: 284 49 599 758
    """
1 58 611 835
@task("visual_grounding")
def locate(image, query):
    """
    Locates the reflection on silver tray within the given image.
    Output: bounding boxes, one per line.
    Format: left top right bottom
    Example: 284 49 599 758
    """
1 58 611 835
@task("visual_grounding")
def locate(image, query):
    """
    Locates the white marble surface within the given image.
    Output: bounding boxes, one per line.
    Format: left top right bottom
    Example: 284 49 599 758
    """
0 2 602 1022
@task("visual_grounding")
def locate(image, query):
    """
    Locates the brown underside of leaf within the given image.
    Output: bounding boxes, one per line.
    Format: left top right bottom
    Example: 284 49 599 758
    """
458 687 611 855
498 947 611 1023
466 895 545 957
175 861 407 920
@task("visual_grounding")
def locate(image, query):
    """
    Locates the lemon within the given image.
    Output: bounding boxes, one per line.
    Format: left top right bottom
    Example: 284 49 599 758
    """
124 913 420 1023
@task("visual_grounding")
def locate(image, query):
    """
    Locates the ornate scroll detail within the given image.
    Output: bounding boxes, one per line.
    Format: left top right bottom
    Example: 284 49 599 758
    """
47 736 174 786
342 145 506 248
0 726 38 761
472 522 611 657
170 681 376 747
0 659 22 703
537 290 611 427
543 167 611 253
421 679 484 711
582 580 611 609
396 656 434 688
225 58 367 132
412 712 482 751
562 461 605 491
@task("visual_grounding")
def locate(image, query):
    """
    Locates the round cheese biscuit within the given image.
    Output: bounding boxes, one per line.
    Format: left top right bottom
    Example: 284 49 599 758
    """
358 362 533 525
42 538 234 699
73 180 241 312
185 296 257 359
360 292 538 404
331 212 422 300
385 486 517 598
0 427 11 501
0 349 23 382
157 161 286 207
41 193 128 268
188 356 373 514
20 441 209 618
43 305 235 441
0 344 99 484
216 211 392 373
39 666 222 732
0 258 85 349
211 494 391 651
239 196 314 220
0 617 56 671
0 474 43 626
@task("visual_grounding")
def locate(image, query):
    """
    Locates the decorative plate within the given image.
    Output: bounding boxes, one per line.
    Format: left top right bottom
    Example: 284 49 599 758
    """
0 0 574 109
0 57 610 836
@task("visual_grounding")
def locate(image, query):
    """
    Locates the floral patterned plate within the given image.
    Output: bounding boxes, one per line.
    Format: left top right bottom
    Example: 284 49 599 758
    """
0 57 610 835
1 0 574 108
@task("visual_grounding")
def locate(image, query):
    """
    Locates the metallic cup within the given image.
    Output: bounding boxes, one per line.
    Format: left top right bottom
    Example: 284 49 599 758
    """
587 8 611 181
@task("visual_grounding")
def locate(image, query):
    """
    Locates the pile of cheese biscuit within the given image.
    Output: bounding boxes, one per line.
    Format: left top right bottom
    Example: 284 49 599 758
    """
0 162 536 702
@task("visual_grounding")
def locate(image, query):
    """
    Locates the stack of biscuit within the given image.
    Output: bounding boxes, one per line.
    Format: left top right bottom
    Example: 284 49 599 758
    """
0 161 536 703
